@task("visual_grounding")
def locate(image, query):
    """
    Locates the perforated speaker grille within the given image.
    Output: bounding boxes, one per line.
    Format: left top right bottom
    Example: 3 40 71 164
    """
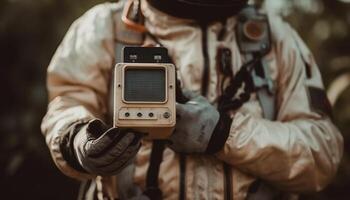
124 68 166 102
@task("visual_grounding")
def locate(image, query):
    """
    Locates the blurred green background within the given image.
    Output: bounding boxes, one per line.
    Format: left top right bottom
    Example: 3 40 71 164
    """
0 0 349 199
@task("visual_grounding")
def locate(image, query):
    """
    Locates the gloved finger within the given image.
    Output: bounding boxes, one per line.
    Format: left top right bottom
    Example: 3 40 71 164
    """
176 103 188 116
81 140 139 176
176 99 202 117
95 142 141 176
85 128 132 157
191 94 210 105
107 131 140 157
181 92 209 107
92 133 142 166
86 119 110 139
182 90 200 100
96 154 134 176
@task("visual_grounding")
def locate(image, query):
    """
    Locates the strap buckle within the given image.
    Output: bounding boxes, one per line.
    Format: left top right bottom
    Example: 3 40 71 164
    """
122 0 147 33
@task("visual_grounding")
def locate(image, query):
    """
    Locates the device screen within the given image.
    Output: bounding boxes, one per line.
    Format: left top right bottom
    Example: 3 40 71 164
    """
124 68 166 102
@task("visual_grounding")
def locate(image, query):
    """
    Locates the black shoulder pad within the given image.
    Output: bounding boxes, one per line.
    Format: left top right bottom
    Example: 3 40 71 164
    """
307 86 333 118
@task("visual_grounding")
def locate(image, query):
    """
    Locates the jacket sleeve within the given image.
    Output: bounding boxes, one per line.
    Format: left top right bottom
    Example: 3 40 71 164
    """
41 3 116 180
216 17 343 192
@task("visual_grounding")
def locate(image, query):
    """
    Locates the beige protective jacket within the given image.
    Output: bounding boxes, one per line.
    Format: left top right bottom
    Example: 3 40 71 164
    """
41 1 343 199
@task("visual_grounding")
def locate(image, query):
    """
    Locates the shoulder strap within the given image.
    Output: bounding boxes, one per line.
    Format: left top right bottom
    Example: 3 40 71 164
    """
143 140 166 200
236 6 276 120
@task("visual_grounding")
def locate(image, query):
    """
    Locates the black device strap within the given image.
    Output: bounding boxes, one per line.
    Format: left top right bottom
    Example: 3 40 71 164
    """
200 24 210 96
224 163 233 200
143 140 166 200
179 154 187 200
217 55 259 113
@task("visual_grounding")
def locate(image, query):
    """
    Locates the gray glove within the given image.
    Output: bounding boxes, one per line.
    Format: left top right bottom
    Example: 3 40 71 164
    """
73 119 142 176
168 92 221 153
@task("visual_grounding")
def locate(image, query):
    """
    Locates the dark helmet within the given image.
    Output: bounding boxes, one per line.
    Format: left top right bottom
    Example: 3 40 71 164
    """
147 0 248 22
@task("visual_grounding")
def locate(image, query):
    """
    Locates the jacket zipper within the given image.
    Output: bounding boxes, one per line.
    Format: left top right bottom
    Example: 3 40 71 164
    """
200 24 210 97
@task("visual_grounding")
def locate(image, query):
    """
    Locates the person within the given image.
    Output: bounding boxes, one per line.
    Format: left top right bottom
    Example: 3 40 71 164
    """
41 0 343 199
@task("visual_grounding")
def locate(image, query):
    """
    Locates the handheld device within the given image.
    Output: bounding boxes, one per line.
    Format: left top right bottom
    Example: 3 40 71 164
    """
114 47 177 139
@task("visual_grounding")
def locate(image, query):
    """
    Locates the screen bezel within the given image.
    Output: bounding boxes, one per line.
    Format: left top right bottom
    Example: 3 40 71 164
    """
121 65 168 104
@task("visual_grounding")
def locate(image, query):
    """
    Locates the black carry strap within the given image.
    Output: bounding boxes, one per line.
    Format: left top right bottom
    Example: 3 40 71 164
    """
223 163 233 200
217 55 259 113
200 24 210 96
179 154 186 200
143 140 166 200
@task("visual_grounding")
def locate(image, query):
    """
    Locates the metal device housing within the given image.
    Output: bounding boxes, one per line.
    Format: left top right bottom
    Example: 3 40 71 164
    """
114 63 176 139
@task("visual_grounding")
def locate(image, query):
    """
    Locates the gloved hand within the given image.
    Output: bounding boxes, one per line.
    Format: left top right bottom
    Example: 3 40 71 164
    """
168 92 232 154
72 119 143 176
